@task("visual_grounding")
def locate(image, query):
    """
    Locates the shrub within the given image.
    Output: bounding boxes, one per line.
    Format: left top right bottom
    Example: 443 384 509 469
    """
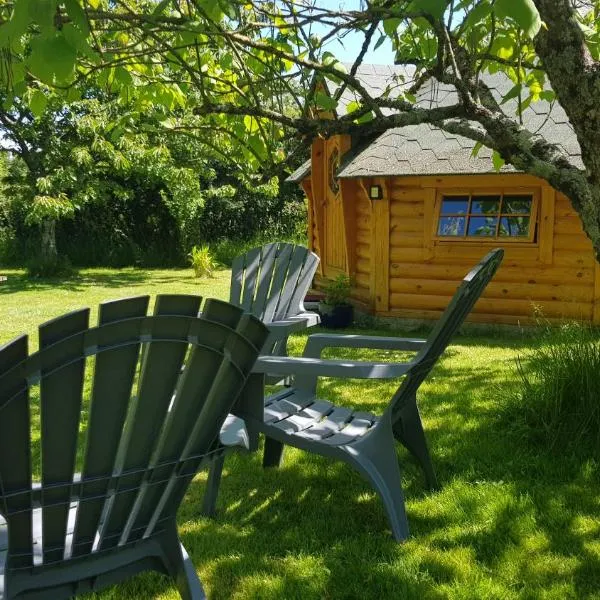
188 245 216 278
27 255 75 278
322 274 352 306
502 321 600 454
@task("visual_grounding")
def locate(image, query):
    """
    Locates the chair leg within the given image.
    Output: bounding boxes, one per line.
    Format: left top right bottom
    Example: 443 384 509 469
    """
393 401 438 490
350 435 410 542
262 437 285 468
201 453 225 517
159 522 207 600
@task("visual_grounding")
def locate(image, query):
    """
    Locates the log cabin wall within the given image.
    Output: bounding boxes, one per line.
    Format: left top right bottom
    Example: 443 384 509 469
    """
379 173 597 325
304 163 598 325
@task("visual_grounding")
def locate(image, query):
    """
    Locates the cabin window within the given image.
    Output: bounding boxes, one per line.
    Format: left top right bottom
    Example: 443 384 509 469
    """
436 192 537 242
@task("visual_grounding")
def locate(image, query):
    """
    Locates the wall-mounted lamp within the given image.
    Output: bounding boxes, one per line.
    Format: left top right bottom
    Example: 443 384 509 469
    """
369 184 383 200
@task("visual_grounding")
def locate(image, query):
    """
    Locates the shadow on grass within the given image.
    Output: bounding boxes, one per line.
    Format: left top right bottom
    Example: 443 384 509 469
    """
0 271 152 294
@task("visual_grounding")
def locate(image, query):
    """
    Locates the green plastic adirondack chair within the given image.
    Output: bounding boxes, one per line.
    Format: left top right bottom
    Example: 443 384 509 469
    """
225 249 504 541
0 295 268 600
229 242 320 373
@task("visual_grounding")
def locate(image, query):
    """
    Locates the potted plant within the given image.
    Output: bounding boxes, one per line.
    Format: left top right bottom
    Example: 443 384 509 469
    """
319 273 354 328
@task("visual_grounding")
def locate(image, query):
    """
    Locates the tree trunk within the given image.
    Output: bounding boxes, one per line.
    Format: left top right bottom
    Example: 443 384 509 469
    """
40 218 58 263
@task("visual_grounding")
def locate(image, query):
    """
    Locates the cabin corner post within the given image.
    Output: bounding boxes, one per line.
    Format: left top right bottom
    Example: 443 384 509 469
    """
423 187 436 261
311 138 326 275
340 178 357 280
366 177 390 312
593 262 600 325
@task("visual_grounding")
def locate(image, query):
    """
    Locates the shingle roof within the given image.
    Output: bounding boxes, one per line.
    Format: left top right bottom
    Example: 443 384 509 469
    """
287 158 312 183
287 64 583 181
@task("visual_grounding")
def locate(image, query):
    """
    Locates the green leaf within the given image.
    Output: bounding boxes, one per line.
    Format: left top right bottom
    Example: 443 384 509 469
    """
32 0 56 34
64 0 89 35
463 0 493 29
314 91 337 111
345 100 361 115
540 90 556 103
501 83 522 104
29 89 48 118
28 33 77 84
374 34 386 51
492 150 505 171
495 0 541 39
383 18 400 36
471 141 483 158
152 0 172 15
407 0 448 19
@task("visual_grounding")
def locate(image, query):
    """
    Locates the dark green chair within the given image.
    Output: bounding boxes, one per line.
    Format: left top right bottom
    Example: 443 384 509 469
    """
229 242 320 380
0 295 268 599
225 249 504 541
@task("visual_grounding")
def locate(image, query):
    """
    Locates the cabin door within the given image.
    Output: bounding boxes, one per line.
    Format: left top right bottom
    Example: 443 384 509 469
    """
323 138 347 277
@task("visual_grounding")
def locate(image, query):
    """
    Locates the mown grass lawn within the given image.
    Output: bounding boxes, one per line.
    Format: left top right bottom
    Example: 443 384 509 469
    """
1 267 599 599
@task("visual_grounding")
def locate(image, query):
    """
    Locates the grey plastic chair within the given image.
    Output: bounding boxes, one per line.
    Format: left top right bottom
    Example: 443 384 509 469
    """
225 248 504 541
0 295 267 600
229 242 320 379
200 243 321 515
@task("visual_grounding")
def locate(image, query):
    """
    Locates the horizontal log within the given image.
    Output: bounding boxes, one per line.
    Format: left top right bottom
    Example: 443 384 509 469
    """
356 216 371 230
389 292 593 319
389 217 423 232
553 233 593 251
390 200 425 217
356 203 371 217
354 273 370 288
389 262 594 284
356 257 370 272
390 247 427 262
389 278 594 302
356 231 370 245
431 244 539 262
390 232 424 248
552 252 596 268
553 217 586 236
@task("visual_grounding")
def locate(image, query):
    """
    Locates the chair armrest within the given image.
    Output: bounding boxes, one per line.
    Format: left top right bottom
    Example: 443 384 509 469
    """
264 313 320 343
302 333 426 359
253 355 414 380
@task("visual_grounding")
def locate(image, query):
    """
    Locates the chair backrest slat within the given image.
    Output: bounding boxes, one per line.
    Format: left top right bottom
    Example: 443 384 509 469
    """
251 243 279 316
261 244 293 323
240 247 262 312
0 335 33 570
274 246 309 321
39 309 89 564
286 252 320 317
70 296 150 558
230 254 245 306
389 248 503 420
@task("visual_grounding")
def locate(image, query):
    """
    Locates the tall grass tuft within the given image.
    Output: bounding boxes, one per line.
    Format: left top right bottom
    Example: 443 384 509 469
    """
503 321 600 454
188 245 216 278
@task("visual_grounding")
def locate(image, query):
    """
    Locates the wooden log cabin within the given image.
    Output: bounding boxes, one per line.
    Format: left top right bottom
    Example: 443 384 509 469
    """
288 65 596 326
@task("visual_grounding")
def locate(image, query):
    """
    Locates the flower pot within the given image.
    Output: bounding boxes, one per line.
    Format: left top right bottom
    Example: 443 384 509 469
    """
318 302 354 329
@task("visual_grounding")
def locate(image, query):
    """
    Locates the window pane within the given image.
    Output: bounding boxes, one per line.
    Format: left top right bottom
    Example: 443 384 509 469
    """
503 195 532 214
441 196 468 215
471 195 500 214
499 216 530 237
467 216 497 237
438 216 466 236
